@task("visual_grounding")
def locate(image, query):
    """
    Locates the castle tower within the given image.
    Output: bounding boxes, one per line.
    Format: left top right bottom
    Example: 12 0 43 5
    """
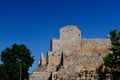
60 25 82 54
60 25 81 39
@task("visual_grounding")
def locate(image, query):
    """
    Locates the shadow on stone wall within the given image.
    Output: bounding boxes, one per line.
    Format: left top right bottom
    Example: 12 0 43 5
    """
48 72 52 80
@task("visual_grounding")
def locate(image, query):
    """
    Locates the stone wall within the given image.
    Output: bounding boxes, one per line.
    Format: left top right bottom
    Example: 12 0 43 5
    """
82 38 111 55
63 53 105 70
47 51 62 71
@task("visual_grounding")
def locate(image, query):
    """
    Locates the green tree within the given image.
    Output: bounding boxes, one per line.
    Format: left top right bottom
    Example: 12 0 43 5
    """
103 30 120 67
0 64 9 80
0 44 34 80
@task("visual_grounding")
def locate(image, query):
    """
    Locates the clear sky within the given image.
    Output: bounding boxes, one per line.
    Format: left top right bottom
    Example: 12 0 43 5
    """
0 0 120 72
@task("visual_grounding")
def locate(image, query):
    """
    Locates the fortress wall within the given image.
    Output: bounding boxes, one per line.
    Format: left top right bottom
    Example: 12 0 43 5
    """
63 54 105 70
47 51 61 71
63 50 107 71
81 38 111 54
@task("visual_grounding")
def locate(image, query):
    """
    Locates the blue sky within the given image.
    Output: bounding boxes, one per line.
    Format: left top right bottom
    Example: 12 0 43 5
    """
0 0 120 72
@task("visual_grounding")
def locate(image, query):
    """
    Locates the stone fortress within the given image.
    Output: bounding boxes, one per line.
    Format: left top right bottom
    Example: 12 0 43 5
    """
30 26 111 80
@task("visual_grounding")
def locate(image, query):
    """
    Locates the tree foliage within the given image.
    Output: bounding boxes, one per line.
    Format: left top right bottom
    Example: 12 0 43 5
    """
0 44 34 80
0 64 9 80
103 30 120 67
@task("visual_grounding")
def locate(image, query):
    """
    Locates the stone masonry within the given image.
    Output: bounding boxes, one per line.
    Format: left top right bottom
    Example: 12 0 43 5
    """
29 25 111 80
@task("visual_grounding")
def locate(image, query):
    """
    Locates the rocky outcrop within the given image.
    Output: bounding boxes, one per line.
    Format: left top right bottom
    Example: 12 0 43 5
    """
52 67 99 80
29 26 112 80
63 54 105 70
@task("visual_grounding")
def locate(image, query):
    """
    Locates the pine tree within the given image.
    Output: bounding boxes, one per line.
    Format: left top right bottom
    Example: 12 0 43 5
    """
103 30 120 67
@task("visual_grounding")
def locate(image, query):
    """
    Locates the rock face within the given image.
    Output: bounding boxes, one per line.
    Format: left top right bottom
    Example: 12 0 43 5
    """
29 25 111 80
